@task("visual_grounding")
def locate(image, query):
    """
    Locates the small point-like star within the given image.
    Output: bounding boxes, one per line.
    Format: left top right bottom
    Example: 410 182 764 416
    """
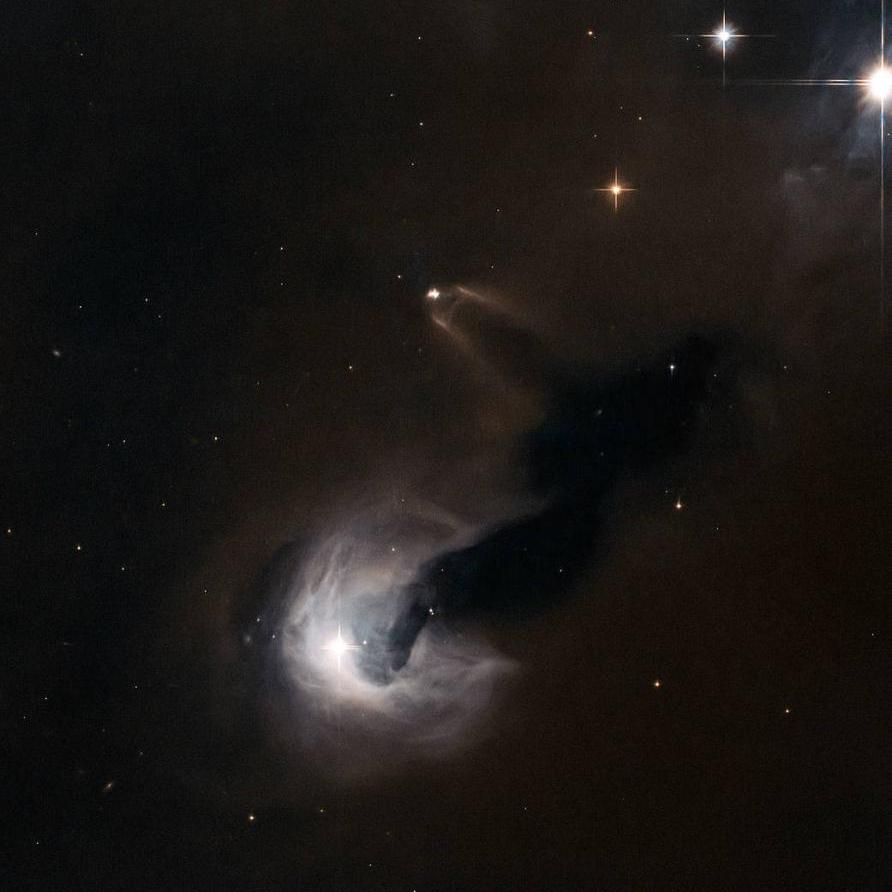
596 167 636 211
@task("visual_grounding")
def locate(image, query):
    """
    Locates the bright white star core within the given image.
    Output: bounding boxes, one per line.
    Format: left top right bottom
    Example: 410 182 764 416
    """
868 66 892 101
325 631 350 657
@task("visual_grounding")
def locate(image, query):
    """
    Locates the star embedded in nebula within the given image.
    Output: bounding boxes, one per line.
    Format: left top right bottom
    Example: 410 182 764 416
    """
6 0 891 888
323 625 360 672
595 166 636 211
868 64 892 102
766 61 892 100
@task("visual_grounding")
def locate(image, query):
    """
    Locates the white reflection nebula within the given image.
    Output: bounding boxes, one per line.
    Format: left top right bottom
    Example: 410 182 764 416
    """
277 504 516 763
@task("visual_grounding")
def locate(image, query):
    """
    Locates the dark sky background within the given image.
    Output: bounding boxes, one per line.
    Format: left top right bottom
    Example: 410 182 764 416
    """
4 1 890 889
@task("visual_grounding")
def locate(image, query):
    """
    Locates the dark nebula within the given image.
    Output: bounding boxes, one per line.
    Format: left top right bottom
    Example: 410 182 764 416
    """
354 328 732 682
6 2 890 890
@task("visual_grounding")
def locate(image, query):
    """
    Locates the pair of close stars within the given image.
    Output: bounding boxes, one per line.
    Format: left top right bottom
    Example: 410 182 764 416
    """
593 12 892 212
